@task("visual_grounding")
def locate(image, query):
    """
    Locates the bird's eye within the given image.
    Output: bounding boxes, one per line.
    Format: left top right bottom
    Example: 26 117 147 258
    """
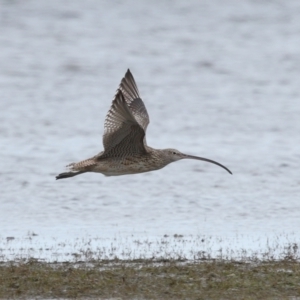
172 152 176 155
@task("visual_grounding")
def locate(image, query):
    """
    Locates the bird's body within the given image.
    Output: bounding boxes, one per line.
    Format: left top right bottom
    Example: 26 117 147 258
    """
56 70 231 180
63 147 170 177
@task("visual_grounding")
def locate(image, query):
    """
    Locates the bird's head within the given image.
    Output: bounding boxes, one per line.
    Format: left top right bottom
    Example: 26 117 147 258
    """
162 148 187 163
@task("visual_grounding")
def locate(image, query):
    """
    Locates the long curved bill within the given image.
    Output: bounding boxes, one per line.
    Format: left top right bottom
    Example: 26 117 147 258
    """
184 154 232 174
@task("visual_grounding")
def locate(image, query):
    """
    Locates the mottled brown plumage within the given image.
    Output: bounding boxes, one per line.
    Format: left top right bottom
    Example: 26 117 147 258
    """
56 70 232 180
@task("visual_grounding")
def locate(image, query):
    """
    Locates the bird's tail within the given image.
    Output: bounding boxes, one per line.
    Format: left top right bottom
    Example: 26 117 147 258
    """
55 158 95 180
56 170 87 180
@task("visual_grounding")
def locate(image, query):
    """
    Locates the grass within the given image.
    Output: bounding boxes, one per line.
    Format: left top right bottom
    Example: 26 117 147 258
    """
1 258 300 299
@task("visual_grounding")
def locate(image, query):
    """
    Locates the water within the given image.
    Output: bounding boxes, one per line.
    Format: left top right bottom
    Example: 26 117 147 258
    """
1 0 300 261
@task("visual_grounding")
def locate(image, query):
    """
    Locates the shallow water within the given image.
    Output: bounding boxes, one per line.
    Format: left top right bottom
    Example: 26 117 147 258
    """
1 0 300 261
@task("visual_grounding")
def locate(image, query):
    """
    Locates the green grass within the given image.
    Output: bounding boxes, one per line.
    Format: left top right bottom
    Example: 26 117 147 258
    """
1 258 300 299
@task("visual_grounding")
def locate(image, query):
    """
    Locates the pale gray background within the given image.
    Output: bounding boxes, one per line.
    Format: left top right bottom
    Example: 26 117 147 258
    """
1 0 299 260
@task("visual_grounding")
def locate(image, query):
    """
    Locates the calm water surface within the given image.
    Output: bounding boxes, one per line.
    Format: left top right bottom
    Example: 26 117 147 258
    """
1 0 300 260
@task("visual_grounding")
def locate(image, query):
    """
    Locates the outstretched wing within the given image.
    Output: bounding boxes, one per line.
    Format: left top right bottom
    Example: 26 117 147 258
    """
100 89 147 158
119 69 150 135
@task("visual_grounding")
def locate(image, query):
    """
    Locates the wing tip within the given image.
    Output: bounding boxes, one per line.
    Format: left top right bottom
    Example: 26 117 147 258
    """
124 69 132 80
119 69 140 99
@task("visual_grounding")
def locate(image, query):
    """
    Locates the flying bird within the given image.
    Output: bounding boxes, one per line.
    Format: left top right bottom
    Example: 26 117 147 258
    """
56 70 232 180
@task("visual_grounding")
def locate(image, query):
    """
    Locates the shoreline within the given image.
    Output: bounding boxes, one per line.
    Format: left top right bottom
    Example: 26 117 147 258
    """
1 257 300 299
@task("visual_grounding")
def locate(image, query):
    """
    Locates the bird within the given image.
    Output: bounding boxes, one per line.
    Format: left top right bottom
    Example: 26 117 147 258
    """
56 69 232 180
